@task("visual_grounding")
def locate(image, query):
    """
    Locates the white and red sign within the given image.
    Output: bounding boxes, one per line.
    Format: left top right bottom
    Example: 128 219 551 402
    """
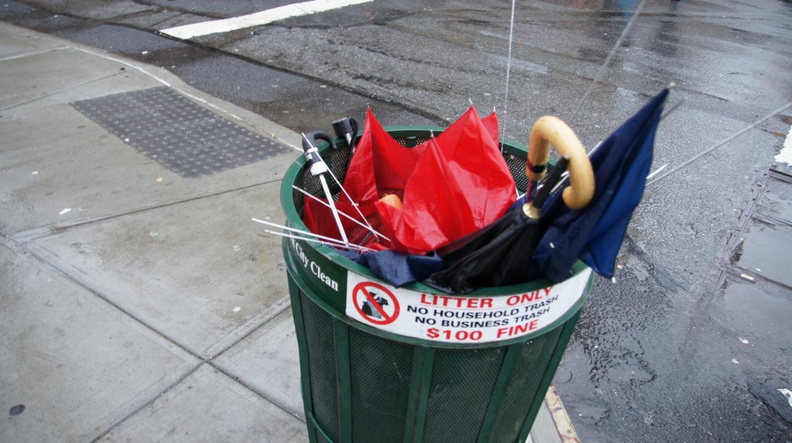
345 268 592 344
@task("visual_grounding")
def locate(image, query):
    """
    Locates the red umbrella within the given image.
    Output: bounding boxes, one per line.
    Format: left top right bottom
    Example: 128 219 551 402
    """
303 106 516 254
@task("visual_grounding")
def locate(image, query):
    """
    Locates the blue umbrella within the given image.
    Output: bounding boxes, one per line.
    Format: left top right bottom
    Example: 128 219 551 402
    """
336 249 444 288
532 88 669 282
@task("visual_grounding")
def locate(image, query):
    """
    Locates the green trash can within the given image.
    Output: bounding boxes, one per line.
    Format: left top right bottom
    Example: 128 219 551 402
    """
280 128 593 443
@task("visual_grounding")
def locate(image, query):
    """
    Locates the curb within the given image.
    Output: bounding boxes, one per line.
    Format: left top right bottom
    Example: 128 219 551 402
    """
546 386 580 443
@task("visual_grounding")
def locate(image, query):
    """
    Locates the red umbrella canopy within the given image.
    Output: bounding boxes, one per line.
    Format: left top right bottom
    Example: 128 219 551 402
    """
303 106 517 254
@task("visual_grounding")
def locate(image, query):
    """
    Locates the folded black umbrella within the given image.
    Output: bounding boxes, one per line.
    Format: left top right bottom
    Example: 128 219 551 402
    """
425 150 582 294
422 115 596 294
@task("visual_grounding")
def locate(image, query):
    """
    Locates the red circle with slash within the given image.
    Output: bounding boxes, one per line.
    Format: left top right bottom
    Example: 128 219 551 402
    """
352 281 400 325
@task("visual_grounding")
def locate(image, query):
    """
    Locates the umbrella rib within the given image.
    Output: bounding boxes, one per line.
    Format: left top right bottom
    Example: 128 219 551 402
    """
252 218 374 252
301 133 350 243
322 163 380 236
571 0 648 118
647 101 792 187
500 0 518 148
263 229 375 253
645 164 667 181
292 185 391 242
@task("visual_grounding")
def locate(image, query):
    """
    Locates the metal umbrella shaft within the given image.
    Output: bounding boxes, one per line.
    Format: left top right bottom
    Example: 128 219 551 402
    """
318 175 348 243
302 132 350 244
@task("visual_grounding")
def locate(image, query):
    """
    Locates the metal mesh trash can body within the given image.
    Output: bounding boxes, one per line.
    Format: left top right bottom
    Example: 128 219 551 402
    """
280 128 593 443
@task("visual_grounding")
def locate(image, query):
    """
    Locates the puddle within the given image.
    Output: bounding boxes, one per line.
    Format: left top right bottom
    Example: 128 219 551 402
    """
720 278 792 352
734 170 792 287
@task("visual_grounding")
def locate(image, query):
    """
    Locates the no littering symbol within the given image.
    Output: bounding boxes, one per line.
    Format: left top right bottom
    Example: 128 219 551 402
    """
352 281 400 325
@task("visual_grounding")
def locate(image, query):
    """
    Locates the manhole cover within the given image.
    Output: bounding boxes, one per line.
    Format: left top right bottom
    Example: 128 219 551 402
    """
71 86 289 178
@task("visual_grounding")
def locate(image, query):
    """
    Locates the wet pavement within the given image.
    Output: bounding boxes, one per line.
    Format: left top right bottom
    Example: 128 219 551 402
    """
2 0 792 441
0 22 303 441
0 20 570 443
555 160 792 439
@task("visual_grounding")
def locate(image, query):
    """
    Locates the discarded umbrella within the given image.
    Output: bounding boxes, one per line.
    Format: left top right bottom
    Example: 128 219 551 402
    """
425 116 595 293
532 88 670 281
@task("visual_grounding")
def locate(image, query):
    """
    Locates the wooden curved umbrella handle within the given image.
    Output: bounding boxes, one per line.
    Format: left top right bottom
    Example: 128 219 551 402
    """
527 116 595 210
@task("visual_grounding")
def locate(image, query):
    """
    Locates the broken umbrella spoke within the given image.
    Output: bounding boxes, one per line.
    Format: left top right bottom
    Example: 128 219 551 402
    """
292 185 390 242
301 131 349 243
252 218 374 252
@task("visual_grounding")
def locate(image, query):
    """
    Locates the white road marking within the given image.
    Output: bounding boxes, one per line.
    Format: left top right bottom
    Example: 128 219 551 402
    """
160 0 374 40
778 388 792 408
775 124 792 166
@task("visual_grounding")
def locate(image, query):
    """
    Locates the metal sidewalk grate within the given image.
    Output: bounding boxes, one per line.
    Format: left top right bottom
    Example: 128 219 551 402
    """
71 86 289 178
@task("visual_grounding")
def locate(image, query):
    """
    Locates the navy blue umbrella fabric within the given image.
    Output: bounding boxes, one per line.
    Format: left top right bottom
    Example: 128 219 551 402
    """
357 250 444 287
532 88 669 282
336 249 444 288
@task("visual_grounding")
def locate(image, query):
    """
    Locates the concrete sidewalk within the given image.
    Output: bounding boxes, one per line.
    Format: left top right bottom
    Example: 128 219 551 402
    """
0 23 574 442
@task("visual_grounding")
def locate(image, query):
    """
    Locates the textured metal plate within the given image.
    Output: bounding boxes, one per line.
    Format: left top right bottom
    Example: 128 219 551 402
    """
71 86 289 178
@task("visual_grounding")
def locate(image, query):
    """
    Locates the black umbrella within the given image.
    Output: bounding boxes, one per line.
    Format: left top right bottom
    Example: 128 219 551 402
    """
425 116 595 294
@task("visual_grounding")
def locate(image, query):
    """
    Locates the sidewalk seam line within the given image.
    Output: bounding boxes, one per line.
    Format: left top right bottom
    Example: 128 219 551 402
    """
0 46 68 62
6 236 204 358
7 235 305 434
13 235 295 363
8 179 284 243
205 302 292 361
0 69 124 111
89 362 206 442
8 237 304 428
208 360 307 423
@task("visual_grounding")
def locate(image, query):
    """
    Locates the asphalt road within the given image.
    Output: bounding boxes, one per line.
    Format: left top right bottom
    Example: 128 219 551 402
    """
3 0 791 441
